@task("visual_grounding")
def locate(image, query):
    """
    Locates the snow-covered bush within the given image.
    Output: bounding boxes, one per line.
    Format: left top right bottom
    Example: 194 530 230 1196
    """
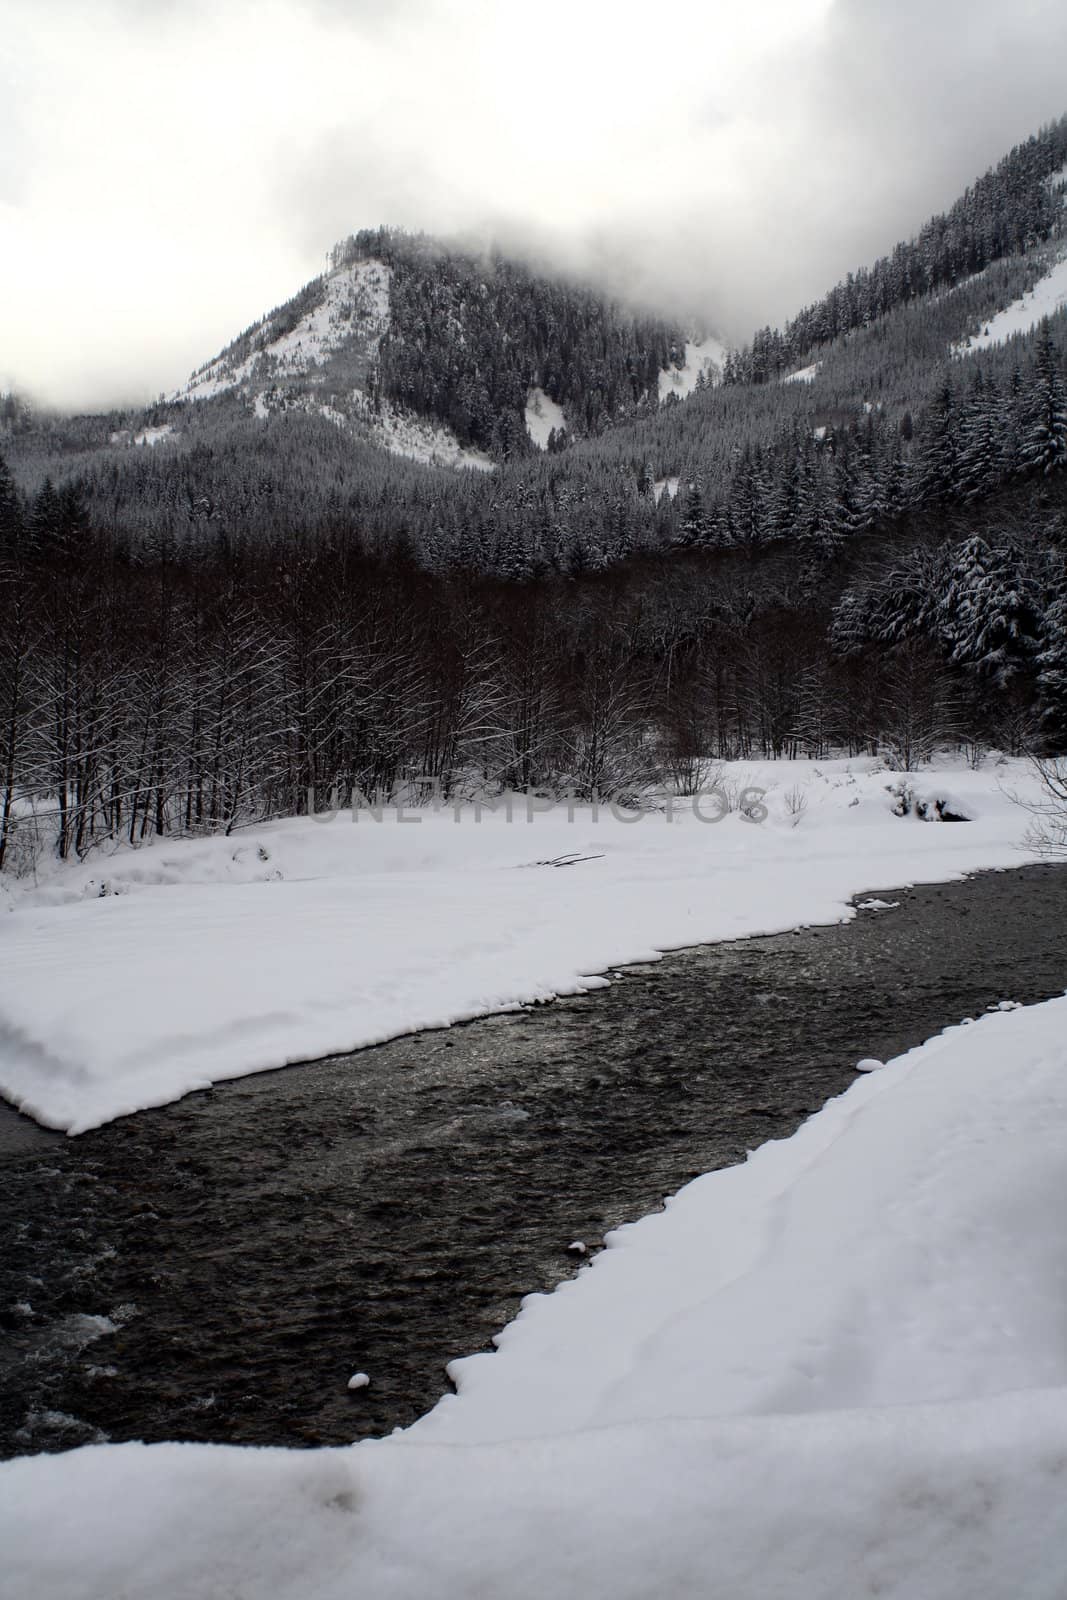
782 784 808 825
886 781 970 820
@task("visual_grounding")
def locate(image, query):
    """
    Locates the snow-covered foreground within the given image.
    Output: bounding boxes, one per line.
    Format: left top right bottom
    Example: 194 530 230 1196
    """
0 758 1049 1134
4 993 1067 1598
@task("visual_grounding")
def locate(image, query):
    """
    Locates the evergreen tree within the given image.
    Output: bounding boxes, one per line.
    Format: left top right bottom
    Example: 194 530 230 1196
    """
957 370 1005 502
939 537 1043 687
0 451 22 556
1037 575 1067 739
916 380 961 504
675 481 711 548
881 439 912 520
28 478 63 557
828 447 863 545
796 453 840 561
731 447 770 553
1021 322 1067 476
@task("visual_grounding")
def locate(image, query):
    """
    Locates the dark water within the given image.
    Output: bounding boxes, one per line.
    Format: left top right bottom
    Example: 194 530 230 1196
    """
2 863 1066 1460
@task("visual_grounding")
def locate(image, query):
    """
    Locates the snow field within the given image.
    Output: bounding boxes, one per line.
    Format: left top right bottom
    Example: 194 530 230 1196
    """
108 424 176 448
781 360 821 383
368 399 496 471
953 250 1067 356
0 758 1050 1134
658 335 728 400
524 385 566 448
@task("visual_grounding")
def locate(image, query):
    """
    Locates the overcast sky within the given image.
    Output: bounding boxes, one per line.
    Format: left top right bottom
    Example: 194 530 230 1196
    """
4 0 1067 410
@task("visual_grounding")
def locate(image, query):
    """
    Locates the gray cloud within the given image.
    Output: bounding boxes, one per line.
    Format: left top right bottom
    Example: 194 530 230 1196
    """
2 0 1066 409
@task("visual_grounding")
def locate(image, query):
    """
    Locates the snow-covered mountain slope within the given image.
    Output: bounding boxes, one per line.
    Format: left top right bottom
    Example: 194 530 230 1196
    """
524 386 566 448
781 360 821 384
15 117 1065 568
953 249 1067 356
175 258 392 403
657 334 728 400
107 422 176 448
165 255 495 470
1046 163 1067 201
363 401 495 472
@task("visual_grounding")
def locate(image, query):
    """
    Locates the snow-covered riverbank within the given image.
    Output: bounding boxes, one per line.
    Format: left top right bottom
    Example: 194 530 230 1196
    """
4 991 1067 1598
0 757 1052 1133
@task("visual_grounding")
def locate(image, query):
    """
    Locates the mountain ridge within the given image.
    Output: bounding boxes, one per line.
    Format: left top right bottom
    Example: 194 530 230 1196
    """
2 118 1066 585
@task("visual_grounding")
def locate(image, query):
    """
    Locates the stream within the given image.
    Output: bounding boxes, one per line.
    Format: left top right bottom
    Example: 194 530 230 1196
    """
2 862 1065 1459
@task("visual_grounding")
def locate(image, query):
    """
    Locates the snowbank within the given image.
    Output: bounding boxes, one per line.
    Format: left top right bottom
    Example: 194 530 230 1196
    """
0 758 1047 1134
3 993 1067 1598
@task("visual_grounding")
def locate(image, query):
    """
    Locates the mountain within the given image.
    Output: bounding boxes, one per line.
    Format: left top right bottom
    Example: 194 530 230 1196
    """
132 227 713 472
4 118 1066 578
0 227 728 558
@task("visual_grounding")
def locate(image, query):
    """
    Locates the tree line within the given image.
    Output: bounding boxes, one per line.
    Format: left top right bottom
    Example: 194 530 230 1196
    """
9 311 1065 585
2 441 1065 873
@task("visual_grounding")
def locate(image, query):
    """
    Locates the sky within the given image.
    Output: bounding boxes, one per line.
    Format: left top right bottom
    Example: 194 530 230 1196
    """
3 0 1067 411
